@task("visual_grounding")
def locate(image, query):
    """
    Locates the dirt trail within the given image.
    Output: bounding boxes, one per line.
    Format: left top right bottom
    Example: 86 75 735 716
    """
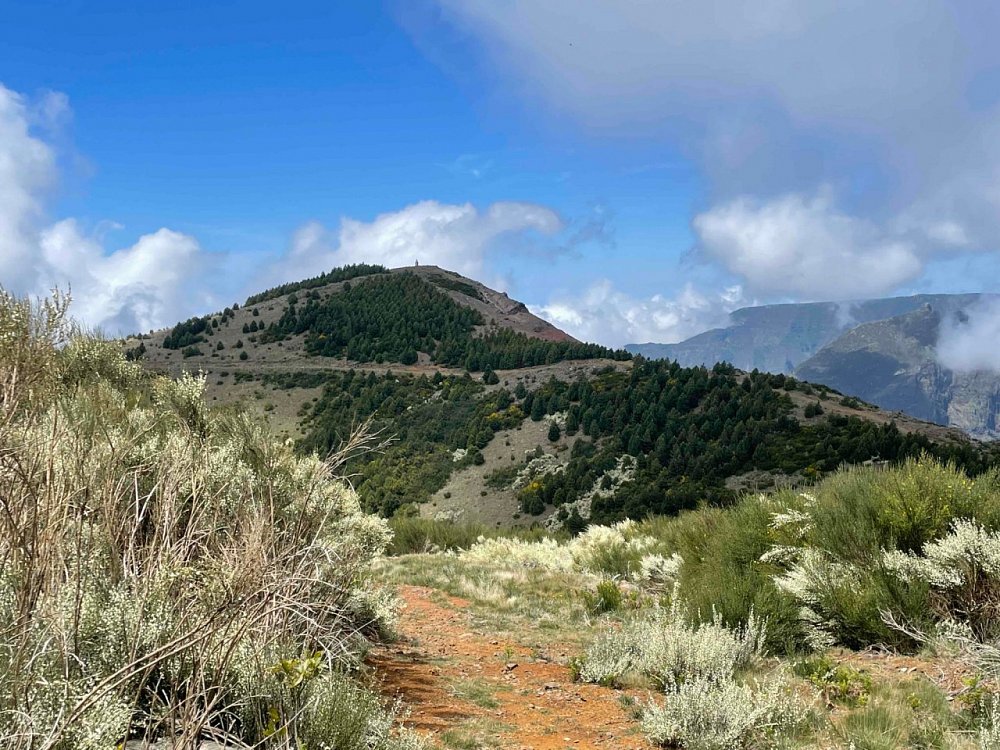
369 585 652 750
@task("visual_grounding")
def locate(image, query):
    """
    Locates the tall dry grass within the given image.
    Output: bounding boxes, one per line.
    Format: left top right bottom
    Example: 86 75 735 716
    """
0 289 417 749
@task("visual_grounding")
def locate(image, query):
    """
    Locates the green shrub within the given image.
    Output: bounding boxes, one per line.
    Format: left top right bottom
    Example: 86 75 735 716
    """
792 655 871 707
639 501 807 653
631 458 1000 654
776 458 1000 650
582 579 624 614
484 464 520 489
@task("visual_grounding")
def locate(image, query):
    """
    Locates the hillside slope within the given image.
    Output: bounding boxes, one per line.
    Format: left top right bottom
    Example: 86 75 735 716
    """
126 266 1000 525
135 265 583 375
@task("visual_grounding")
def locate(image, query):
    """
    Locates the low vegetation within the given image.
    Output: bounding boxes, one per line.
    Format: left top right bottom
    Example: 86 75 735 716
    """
377 456 1000 747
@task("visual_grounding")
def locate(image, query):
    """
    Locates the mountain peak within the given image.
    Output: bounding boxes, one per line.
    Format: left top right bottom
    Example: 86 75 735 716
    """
131 263 616 377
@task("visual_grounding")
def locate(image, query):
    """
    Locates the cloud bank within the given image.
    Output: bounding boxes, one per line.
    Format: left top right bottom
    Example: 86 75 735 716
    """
535 281 743 348
692 191 923 300
937 298 1000 373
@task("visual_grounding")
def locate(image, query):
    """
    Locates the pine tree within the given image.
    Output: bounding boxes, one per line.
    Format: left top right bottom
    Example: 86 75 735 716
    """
531 396 546 422
565 409 580 435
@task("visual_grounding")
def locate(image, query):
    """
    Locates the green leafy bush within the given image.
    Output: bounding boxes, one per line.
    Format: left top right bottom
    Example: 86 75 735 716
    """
793 655 871 707
582 579 624 614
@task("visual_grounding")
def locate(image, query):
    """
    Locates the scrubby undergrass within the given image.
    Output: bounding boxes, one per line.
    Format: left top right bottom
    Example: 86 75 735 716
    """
386 546 999 749
386 455 1000 747
0 290 423 750
377 554 597 644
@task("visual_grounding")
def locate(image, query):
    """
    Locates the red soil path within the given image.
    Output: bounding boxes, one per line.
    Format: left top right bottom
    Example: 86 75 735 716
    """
369 585 653 750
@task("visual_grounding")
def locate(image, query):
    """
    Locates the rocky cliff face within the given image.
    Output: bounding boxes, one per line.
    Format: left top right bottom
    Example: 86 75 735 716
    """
627 294 982 374
795 304 1000 440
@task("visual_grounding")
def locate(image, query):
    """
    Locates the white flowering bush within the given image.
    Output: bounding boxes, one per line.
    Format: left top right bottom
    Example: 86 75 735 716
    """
578 592 766 688
574 579 793 749
883 519 1000 639
641 675 803 750
461 518 672 580
0 290 420 750
636 552 685 587
462 535 577 571
770 548 864 650
981 696 1000 750
747 460 1000 651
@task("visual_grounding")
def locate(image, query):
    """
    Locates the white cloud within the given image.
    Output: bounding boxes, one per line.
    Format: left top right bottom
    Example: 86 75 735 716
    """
263 199 563 289
534 281 742 348
427 1 970 144
937 297 1000 372
0 83 216 334
38 220 213 334
693 191 924 300
0 84 58 291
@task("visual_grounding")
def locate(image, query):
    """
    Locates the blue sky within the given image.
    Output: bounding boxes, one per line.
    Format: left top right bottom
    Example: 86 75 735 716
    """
2 1 1000 344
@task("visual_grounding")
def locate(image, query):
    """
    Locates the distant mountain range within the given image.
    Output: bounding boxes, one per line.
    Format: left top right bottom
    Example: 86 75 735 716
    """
628 293 1000 439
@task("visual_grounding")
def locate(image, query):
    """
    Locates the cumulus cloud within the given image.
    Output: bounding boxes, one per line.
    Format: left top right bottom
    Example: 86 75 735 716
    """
0 84 58 291
534 281 743 348
936 298 1000 372
261 199 563 290
0 83 216 334
693 191 924 300
38 220 213 334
